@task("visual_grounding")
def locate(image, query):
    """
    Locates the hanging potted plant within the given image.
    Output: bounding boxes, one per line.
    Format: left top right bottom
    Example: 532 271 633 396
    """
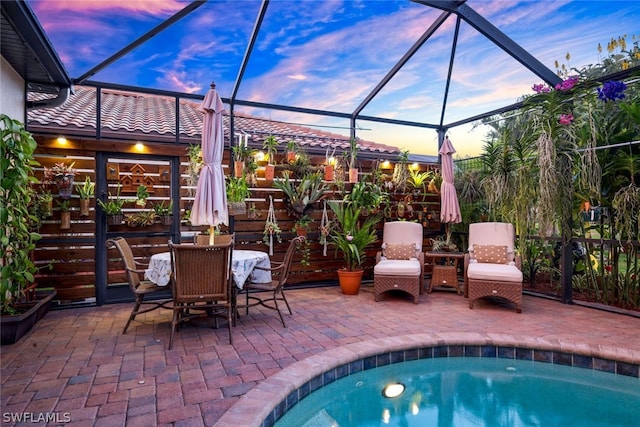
153 200 173 225
1 114 56 344
392 149 410 193
58 199 71 230
285 140 298 162
77 176 94 217
226 176 250 216
328 201 381 294
272 171 327 218
263 135 278 181
232 143 250 178
39 191 53 218
324 147 336 181
135 185 149 207
293 214 313 237
348 138 359 183
44 161 76 199
96 185 126 225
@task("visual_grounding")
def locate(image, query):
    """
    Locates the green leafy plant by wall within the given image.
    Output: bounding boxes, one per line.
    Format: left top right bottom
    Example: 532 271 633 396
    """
1 115 42 314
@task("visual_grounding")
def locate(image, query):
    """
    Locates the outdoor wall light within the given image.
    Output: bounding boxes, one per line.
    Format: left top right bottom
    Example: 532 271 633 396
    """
381 160 391 169
409 162 419 171
134 143 145 152
254 151 265 161
56 136 68 145
327 156 336 166
382 382 405 398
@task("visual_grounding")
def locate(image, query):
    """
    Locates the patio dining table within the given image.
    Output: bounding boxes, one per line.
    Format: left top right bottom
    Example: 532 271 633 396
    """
144 249 271 289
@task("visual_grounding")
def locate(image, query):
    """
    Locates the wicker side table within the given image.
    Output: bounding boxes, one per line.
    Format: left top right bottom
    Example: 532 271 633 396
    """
425 252 464 295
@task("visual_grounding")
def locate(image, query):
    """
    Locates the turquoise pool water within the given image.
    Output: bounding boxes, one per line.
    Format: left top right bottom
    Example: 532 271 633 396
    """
275 357 640 427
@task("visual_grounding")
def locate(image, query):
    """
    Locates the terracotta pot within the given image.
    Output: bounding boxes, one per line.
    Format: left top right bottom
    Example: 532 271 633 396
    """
337 269 363 295
295 225 308 237
348 168 358 183
324 165 334 181
60 211 71 230
234 162 244 178
265 164 275 181
79 199 90 217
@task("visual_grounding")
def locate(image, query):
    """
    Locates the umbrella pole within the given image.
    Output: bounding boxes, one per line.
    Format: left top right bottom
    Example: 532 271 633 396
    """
209 225 215 245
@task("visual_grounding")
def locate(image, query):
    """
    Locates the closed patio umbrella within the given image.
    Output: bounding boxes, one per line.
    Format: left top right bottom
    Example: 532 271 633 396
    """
439 136 461 242
190 83 228 243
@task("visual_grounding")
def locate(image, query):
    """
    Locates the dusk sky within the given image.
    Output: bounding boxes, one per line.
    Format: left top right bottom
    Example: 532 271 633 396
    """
28 0 640 157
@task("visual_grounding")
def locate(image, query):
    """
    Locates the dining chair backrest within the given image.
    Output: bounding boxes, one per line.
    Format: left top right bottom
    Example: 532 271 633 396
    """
169 240 233 304
277 236 305 288
107 237 142 291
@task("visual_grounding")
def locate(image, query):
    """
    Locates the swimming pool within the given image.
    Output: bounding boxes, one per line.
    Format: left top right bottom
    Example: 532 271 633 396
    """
275 357 640 426
216 333 640 426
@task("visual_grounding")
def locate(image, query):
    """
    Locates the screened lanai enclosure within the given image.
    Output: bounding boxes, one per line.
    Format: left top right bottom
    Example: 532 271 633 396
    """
2 0 639 311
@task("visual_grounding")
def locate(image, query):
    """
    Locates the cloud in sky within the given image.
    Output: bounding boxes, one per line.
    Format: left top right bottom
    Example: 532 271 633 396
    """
26 0 640 156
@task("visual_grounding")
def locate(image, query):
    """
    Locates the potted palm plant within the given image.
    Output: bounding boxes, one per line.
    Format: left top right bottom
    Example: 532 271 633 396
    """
328 201 381 294
1 114 56 344
77 176 94 216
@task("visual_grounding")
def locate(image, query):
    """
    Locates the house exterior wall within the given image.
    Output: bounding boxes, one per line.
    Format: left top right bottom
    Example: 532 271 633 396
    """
1 56 25 121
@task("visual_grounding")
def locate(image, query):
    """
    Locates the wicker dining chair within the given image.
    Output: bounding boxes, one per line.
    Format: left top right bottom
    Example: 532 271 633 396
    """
106 237 172 334
236 236 303 327
168 239 234 349
464 222 524 313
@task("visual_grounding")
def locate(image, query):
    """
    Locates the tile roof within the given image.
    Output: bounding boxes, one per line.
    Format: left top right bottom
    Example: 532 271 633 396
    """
27 86 400 156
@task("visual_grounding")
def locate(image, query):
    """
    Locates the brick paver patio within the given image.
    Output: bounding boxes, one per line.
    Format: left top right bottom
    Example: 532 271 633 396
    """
2 285 639 426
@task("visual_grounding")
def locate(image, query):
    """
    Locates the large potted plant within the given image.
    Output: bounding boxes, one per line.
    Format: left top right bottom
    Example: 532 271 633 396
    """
328 201 381 294
1 114 56 345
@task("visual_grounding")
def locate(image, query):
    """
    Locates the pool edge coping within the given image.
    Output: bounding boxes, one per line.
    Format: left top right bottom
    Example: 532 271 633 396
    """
215 332 640 427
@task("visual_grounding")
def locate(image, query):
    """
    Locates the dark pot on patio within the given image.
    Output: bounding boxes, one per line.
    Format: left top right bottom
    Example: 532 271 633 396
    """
1 290 57 345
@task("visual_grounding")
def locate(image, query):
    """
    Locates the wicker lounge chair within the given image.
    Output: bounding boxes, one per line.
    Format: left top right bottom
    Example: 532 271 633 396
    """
374 221 424 304
235 236 303 327
168 240 234 349
464 222 523 313
106 237 171 334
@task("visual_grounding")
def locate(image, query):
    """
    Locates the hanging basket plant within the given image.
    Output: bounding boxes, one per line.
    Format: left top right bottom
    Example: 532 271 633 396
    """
44 162 77 199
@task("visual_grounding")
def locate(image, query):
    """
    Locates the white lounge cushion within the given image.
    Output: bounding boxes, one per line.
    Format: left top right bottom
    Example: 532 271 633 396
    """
374 259 421 276
467 262 523 283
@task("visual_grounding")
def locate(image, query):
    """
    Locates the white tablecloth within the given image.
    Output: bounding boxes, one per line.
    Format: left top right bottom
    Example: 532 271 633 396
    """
145 250 271 289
